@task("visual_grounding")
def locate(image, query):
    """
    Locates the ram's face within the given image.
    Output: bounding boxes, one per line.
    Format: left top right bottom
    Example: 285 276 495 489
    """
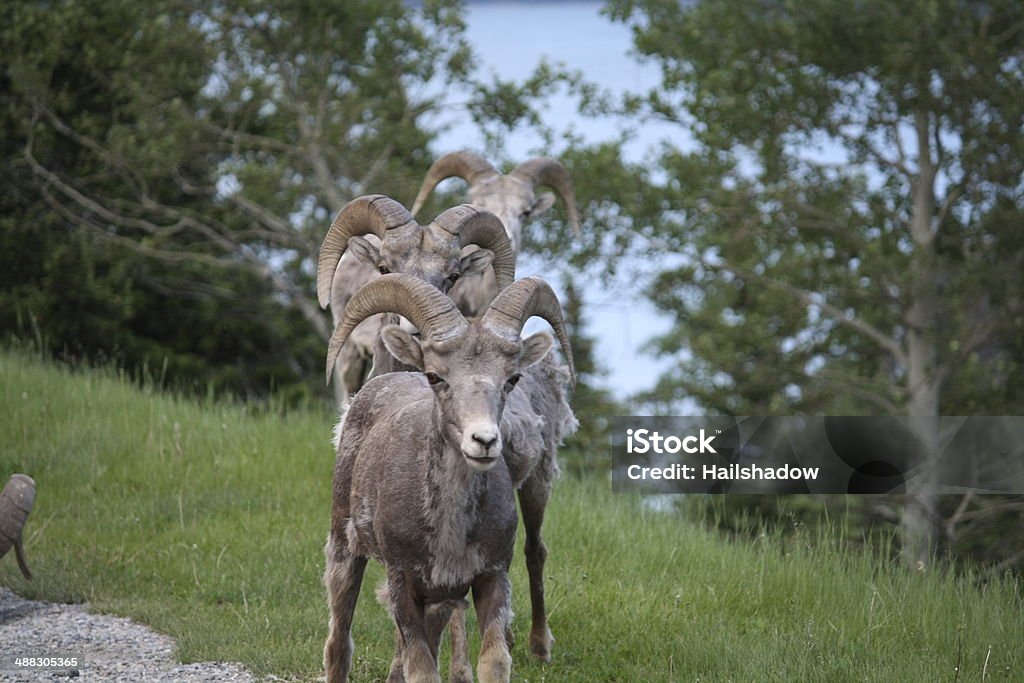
380 323 552 473
378 228 462 293
466 176 556 251
421 328 521 470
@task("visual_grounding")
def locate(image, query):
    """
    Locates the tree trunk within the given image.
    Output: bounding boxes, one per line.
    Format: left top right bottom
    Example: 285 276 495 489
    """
900 110 942 568
901 395 940 568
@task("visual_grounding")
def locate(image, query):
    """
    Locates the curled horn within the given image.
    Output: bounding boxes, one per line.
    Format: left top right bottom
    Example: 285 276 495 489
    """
411 151 500 217
482 277 575 387
316 195 417 309
509 157 582 237
0 474 36 580
326 274 467 383
430 205 515 291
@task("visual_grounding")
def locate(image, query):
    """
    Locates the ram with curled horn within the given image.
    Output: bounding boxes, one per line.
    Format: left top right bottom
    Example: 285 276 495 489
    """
321 198 576 673
317 195 515 402
411 151 581 251
323 274 574 683
410 151 582 319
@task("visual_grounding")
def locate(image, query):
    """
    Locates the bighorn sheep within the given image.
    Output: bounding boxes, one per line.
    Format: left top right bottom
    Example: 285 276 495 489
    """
319 196 577 670
411 152 581 318
318 196 515 399
415 152 582 665
412 152 581 253
323 274 574 683
0 474 36 580
323 154 580 402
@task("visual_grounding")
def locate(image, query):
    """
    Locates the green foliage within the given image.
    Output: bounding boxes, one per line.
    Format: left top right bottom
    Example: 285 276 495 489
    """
0 0 308 399
557 275 623 475
545 0 1024 562
197 0 471 218
524 140 662 273
0 218 325 402
588 0 1024 416
0 0 474 400
468 59 571 152
2 351 1023 680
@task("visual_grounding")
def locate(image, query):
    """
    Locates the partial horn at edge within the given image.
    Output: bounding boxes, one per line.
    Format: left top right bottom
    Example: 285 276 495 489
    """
482 276 575 388
430 205 516 292
510 157 582 238
325 274 467 383
411 151 500 217
316 195 416 309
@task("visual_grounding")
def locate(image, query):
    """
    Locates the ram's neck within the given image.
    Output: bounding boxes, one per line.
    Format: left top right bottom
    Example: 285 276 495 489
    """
421 409 490 589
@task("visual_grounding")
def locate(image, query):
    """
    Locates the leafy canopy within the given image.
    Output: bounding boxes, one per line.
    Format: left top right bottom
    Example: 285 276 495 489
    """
594 0 1024 415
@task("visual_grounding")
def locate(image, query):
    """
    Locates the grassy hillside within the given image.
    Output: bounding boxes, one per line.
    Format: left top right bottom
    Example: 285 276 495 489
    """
1 351 1021 681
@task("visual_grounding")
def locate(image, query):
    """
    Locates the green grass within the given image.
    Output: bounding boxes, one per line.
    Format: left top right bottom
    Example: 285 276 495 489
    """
1 350 1021 681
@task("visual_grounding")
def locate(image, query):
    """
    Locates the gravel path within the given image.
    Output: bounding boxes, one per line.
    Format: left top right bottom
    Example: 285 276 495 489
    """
0 588 258 682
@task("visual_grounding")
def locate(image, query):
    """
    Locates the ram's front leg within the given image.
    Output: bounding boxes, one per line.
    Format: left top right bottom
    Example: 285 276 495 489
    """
425 599 461 665
385 569 441 683
447 607 474 683
472 573 513 683
386 598 454 683
385 625 406 683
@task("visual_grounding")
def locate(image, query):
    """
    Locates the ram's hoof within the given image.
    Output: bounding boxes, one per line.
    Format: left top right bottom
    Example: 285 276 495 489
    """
529 625 553 662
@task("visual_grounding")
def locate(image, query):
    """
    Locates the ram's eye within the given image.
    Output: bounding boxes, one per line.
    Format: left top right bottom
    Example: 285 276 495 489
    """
447 272 460 284
505 373 521 391
378 265 390 275
424 372 443 386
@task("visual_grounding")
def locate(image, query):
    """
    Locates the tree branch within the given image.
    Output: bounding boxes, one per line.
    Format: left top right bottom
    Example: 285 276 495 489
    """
39 187 241 269
932 113 945 170
42 186 331 343
202 120 297 155
35 103 153 201
833 119 912 180
351 143 396 198
304 143 349 214
983 546 1024 577
816 369 902 413
944 492 975 540
889 117 910 176
225 194 311 248
910 108 937 246
934 181 966 233
710 259 909 367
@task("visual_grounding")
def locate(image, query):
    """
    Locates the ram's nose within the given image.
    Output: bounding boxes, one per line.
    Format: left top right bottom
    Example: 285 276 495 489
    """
461 425 502 471
472 429 498 449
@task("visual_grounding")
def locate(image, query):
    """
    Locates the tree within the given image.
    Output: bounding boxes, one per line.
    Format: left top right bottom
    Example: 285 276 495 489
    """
556 274 626 474
1 0 471 397
593 0 1024 564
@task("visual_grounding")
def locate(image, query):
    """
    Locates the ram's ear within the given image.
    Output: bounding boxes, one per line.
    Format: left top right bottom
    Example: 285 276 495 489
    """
381 325 424 369
526 191 557 218
348 236 380 267
460 248 494 276
519 332 553 369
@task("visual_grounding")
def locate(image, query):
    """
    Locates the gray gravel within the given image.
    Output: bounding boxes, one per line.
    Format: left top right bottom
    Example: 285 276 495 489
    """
0 588 258 682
